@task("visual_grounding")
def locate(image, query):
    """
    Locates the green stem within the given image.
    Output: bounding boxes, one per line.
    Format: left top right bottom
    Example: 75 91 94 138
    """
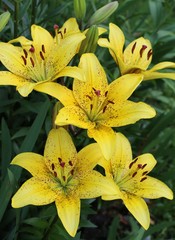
31 0 37 25
14 1 19 38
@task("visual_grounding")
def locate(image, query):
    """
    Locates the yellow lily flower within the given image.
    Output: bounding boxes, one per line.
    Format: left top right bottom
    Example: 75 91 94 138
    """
99 132 173 229
98 23 175 80
0 22 85 97
55 53 156 158
11 127 118 237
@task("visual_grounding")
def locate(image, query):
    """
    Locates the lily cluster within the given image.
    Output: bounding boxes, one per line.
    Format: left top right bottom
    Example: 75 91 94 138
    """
0 18 174 237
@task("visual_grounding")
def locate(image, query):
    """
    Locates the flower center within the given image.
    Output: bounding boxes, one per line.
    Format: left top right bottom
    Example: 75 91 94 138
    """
21 44 47 82
86 87 115 122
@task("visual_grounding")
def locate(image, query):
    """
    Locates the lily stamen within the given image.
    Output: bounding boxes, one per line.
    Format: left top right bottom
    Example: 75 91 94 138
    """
139 45 147 57
131 42 137 53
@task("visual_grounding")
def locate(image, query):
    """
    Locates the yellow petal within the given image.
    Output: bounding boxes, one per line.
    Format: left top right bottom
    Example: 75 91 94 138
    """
122 192 150 230
76 143 103 170
108 73 143 102
55 105 95 129
110 133 133 182
87 125 116 160
9 36 32 46
136 176 173 200
11 152 49 178
55 66 86 82
124 37 152 71
0 42 29 78
12 177 57 208
17 82 36 97
100 100 156 127
44 128 77 177
0 71 26 87
34 82 77 106
73 53 108 110
59 18 80 36
77 171 121 198
55 196 80 237
147 61 175 71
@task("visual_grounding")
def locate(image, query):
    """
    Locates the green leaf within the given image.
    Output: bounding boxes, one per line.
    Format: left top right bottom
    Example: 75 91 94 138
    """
0 11 10 32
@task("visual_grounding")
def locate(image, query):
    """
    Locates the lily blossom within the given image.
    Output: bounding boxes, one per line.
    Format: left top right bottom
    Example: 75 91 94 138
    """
98 23 175 81
99 132 173 229
0 23 85 97
55 53 156 159
11 128 118 237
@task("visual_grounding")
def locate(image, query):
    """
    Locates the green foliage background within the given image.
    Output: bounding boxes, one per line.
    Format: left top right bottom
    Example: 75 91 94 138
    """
0 0 175 239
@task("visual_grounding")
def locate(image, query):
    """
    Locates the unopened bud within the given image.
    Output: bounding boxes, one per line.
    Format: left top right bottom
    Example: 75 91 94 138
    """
74 0 86 21
79 25 98 55
0 11 10 32
88 1 118 26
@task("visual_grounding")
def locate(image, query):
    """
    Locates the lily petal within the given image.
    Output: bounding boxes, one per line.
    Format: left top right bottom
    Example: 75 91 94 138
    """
55 66 86 82
78 171 121 198
55 105 95 129
11 152 50 178
34 82 77 106
0 71 26 87
17 82 36 97
136 176 173 200
108 73 143 102
100 100 156 127
122 192 150 230
87 125 116 160
12 177 57 208
44 128 77 176
55 196 80 237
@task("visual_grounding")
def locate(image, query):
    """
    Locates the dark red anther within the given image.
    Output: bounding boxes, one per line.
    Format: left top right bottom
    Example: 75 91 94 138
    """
103 106 107 113
58 31 63 39
90 104 93 110
30 57 35 67
63 176 66 181
139 45 147 57
142 171 148 176
60 161 65 168
86 95 92 100
131 42 137 54
40 51 45 60
69 161 73 166
42 44 45 53
21 56 27 65
138 164 142 169
54 24 59 30
105 91 108 97
29 45 35 53
58 157 62 163
132 171 137 177
93 88 101 96
51 163 55 170
64 28 66 34
141 163 147 169
140 177 147 182
54 171 57 177
70 169 74 175
129 158 138 169
147 49 153 60
23 49 28 58
108 100 114 104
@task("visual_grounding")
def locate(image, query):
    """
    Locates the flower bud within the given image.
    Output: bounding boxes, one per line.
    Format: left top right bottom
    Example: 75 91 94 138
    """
79 25 98 55
0 11 10 32
88 1 118 26
74 0 86 21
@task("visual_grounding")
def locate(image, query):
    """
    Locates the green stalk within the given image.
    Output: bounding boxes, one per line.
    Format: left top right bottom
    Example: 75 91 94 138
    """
14 1 19 38
31 0 37 25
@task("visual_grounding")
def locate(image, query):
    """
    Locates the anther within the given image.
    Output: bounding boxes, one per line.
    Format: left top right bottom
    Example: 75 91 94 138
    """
40 51 45 60
93 88 101 96
64 28 66 34
42 44 45 53
54 24 59 30
132 172 137 177
51 163 55 170
90 104 93 110
70 169 74 175
139 45 147 57
141 163 147 169
131 42 137 54
140 177 147 182
23 49 28 58
138 164 142 169
69 161 73 166
129 158 138 169
142 171 148 176
30 57 35 67
105 91 108 97
147 49 153 60
58 157 62 163
54 171 57 177
21 56 27 65
58 31 63 39
60 162 65 168
108 100 114 104
103 106 107 113
86 95 92 100
63 176 66 181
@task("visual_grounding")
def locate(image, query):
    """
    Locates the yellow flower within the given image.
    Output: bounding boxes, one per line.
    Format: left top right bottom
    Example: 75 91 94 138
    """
99 132 173 229
98 23 175 80
55 53 156 158
0 22 85 97
11 127 118 237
